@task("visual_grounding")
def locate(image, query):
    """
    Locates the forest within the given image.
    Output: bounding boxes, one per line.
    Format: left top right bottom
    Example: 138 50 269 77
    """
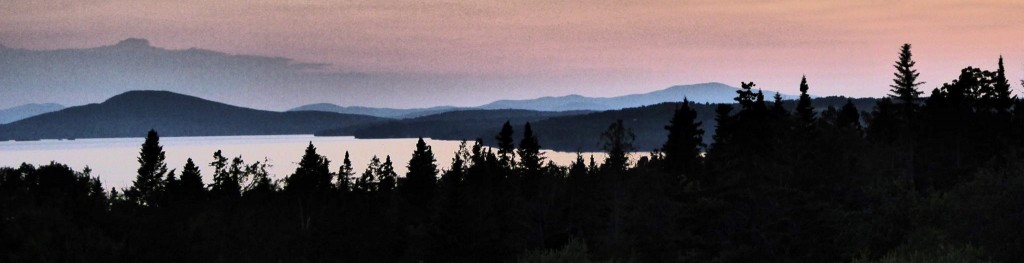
3 44 1024 262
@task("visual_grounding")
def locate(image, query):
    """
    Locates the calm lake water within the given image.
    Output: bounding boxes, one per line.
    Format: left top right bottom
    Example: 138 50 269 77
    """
0 135 611 189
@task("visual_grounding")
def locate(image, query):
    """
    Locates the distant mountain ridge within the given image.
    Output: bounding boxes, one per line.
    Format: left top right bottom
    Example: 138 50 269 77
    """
477 82 795 111
0 91 386 141
0 103 64 124
290 104 464 119
328 109 591 139
343 96 877 151
291 82 796 117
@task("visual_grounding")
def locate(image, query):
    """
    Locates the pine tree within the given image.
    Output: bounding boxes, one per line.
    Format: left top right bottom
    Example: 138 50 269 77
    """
163 169 178 205
378 155 397 192
179 158 205 199
286 142 332 193
496 121 516 168
442 141 468 186
569 153 587 180
517 122 543 173
772 92 788 117
662 99 704 176
337 151 354 192
601 120 635 171
129 129 167 206
991 56 1013 114
711 104 735 151
890 43 924 107
403 138 438 205
755 89 768 113
796 76 816 123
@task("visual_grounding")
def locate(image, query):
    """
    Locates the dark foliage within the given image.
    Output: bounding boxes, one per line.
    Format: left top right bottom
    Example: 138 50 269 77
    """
4 44 1024 262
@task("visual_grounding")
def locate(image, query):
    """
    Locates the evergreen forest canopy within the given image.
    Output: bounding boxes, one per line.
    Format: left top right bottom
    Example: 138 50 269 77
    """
4 44 1024 262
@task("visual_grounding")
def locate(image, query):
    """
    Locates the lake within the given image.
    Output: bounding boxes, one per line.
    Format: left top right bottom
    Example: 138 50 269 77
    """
0 135 613 189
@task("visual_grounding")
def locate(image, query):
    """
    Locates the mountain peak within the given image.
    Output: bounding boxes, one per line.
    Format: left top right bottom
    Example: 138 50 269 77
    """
113 38 153 49
103 90 202 106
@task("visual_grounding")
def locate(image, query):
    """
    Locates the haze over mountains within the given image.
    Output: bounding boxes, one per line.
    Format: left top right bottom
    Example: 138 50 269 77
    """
0 38 466 110
1 89 868 151
0 103 64 124
290 104 464 119
290 82 790 118
2 38 804 112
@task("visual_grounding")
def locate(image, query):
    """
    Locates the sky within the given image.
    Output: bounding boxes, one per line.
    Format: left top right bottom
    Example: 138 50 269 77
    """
2 0 1023 109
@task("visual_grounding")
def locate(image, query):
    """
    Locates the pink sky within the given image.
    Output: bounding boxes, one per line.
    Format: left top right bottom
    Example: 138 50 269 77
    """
2 0 1023 101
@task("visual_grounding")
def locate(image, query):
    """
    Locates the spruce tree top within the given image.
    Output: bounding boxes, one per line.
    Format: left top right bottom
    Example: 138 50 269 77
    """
890 43 924 105
131 129 167 205
797 75 815 122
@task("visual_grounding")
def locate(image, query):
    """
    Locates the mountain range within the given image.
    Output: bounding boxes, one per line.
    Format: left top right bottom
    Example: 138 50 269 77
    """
0 91 385 141
290 104 464 119
328 109 591 140
289 82 793 118
0 103 64 124
6 38 775 112
347 97 878 151
1 89 871 151
476 82 780 111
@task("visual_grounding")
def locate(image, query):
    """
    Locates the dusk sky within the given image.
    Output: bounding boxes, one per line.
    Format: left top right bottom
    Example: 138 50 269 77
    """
2 0 1023 109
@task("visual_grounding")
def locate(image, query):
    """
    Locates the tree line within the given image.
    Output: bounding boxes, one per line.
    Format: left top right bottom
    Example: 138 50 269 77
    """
3 43 1024 262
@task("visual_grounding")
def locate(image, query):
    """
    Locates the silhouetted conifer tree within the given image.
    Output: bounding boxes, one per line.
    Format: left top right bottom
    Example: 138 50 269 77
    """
587 155 599 175
496 121 516 168
755 89 768 114
711 104 735 151
772 92 788 117
403 138 438 205
337 151 354 192
990 56 1013 114
569 153 588 180
797 76 816 123
442 141 468 185
601 120 635 171
517 122 543 173
128 129 167 206
179 158 205 199
662 99 704 177
378 156 398 192
891 43 924 107
162 169 178 205
286 142 332 193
